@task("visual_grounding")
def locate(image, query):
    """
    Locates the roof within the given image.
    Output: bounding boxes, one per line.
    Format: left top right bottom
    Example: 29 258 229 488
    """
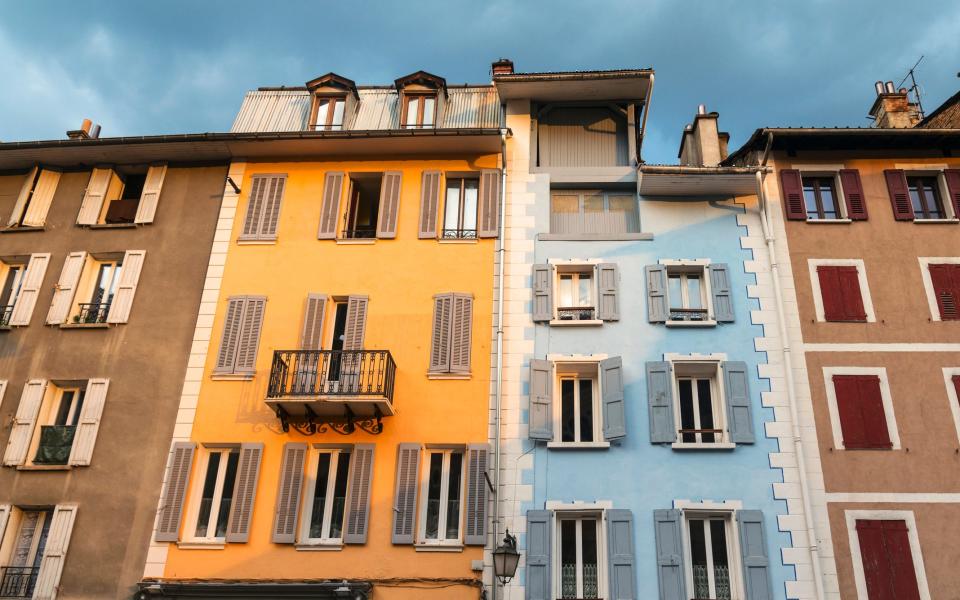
494 68 653 102
916 89 960 129
638 165 762 196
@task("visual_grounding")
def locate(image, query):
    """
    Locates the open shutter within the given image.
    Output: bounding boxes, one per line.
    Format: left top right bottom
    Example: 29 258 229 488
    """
343 444 375 544
607 509 637 600
392 443 421 544
377 171 402 238
780 169 806 220
0 504 9 547
464 443 489 546
645 265 668 323
258 175 286 240
155 442 195 542
215 297 245 373
272 442 307 544
647 362 676 443
46 252 87 325
884 169 914 220
450 294 473 374
3 379 46 466
9 252 50 326
601 356 626 441
67 378 109 466
944 169 960 219
77 168 112 225
532 264 554 323
525 510 552 600
723 361 755 444
419 170 442 238
429 294 453 372
234 297 266 374
478 169 501 238
839 169 868 220
738 510 773 600
22 169 61 227
300 294 327 350
226 442 263 543
859 376 892 449
106 250 146 323
343 295 368 350
9 166 38 226
654 509 686 600
134 164 168 224
318 171 344 239
32 504 77 600
708 263 735 322
597 263 620 321
529 359 554 441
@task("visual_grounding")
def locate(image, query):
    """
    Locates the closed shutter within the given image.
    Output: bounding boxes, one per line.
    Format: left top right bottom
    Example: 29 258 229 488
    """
834 375 891 449
419 170 442 238
879 521 922 600
839 169 868 220
645 265 668 323
155 442 196 542
377 171 402 238
0 380 6 408
525 510 552 600
343 295 368 351
46 251 87 325
929 264 960 320
884 169 914 220
392 443 421 544
318 172 345 239
3 379 46 466
817 266 866 322
258 175 286 240
953 375 960 408
653 509 686 600
0 504 9 546
225 442 263 543
607 509 637 600
22 169 61 227
234 297 267 374
344 444 375 544
856 520 921 600
478 169 501 238
722 361 755 444
215 298 246 373
134 164 168 224
780 169 806 220
646 362 676 443
300 294 327 350
529 359 554 441
9 166 38 226
945 169 960 219
32 504 77 600
450 293 473 374
601 356 626 441
240 176 266 239
67 378 109 466
737 510 773 600
429 294 453 372
597 263 620 321
708 263 735 322
106 250 146 323
77 168 113 225
9 252 50 326
272 442 307 544
464 443 489 546
532 264 554 323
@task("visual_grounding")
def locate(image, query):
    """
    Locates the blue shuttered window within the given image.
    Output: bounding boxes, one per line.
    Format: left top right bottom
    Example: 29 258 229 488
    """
529 359 554 441
526 510 552 600
722 361 755 444
653 509 686 600
708 263 735 322
737 510 773 600
601 357 626 441
646 361 676 443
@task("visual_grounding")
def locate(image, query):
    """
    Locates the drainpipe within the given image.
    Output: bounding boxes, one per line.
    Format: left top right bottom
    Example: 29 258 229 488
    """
491 102 508 600
754 132 826 600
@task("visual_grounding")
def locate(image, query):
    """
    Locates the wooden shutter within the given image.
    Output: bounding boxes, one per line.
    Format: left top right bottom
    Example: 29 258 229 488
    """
880 520 922 599
419 170 442 238
953 375 960 409
645 265 668 323
0 504 9 547
215 297 246 373
780 169 806 220
318 172 344 239
607 509 637 600
597 263 620 321
929 264 960 320
528 359 554 441
525 510 552 600
9 166 38 226
300 294 327 350
723 361 755 444
391 443 421 544
834 375 891 449
344 444 375 544
817 266 866 322
343 295 368 350
450 294 473 374
68 378 109 466
22 169 61 227
708 263 735 322
377 171 402 238
653 509 686 600
856 520 921 600
77 168 113 225
944 169 960 220
647 361 676 443
601 356 626 441
429 294 453 372
135 164 168 224
884 169 914 220
9 252 50 326
737 510 773 600
3 379 46 466
272 442 307 544
234 297 267 374
532 264 554 323
259 175 286 240
478 169 501 238
226 442 263 543
839 169 868 220
46 251 87 324
0 380 6 408
32 504 77 600
464 443 489 546
106 250 146 323
155 442 195 542
240 176 266 239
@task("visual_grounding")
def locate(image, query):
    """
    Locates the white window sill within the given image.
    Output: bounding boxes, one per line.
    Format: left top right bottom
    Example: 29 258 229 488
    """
211 373 255 381
87 222 138 229
335 239 376 245
547 441 611 450
60 322 111 329
295 542 343 551
914 218 960 224
16 464 72 471
665 320 717 328
427 373 472 380
177 541 226 550
237 239 277 245
437 239 478 244
806 218 852 224
414 543 464 552
671 442 736 450
549 319 603 327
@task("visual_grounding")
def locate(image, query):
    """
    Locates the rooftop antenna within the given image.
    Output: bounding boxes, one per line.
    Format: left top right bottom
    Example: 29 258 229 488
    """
897 55 926 119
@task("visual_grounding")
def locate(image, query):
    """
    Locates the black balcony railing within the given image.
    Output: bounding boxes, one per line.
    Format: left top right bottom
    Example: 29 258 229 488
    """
75 302 111 324
0 304 13 328
268 350 396 402
33 425 76 465
0 566 38 598
669 307 710 322
341 227 377 239
441 228 477 240
557 306 596 321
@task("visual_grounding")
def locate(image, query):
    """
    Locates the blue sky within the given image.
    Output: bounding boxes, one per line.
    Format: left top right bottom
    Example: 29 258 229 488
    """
0 0 957 163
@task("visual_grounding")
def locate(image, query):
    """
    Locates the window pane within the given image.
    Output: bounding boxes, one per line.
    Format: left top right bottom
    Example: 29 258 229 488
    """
422 97 435 126
424 453 443 539
803 181 819 218
69 390 85 427
607 194 634 213
579 379 594 443
561 379 575 442
560 520 577 599
923 180 943 218
445 452 463 540
310 453 332 538
195 453 222 538
710 520 731 600
444 180 462 231
688 519 710 600
558 274 574 307
315 99 330 130
215 451 240 538
578 273 592 307
552 194 579 213
686 274 702 310
405 97 419 128
819 181 837 219
462 179 478 231
668 274 683 309
581 519 599 599
697 379 715 443
678 379 695 443
909 182 924 216
583 193 603 213
331 100 345 128
330 452 351 539
54 391 75 426
92 264 111 305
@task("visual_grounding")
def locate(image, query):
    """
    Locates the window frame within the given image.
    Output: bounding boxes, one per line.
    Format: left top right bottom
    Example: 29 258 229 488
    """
2 507 52 572
801 173 845 221
548 189 640 235
298 447 352 547
917 257 960 321
312 96 347 131
677 503 745 600
660 260 715 325
822 367 900 451
553 510 607 600
184 446 240 544
67 255 123 325
547 356 610 449
666 355 729 449
550 261 601 324
441 176 479 239
906 173 949 220
807 259 876 323
0 260 27 324
844 510 931 600
402 93 437 129
415 448 466 547
24 382 85 467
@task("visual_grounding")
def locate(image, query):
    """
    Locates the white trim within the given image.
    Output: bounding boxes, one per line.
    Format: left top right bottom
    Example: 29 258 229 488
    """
552 372 600 445
548 319 603 327
789 163 847 171
416 448 466 546
806 218 852 225
913 218 960 224
674 499 744 510
549 505 609 600
545 500 613 510
804 343 960 352
844 509 931 600
547 258 603 265
547 441 610 450
822 367 900 450
299 448 350 545
546 353 608 362
663 352 728 362
941 367 960 444
917 257 960 321
894 163 949 171
677 503 745 600
658 258 711 266
672 441 736 450
827 492 960 503
807 259 876 323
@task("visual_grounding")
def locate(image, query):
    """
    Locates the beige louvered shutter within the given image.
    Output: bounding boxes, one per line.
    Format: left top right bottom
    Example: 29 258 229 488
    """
106 250 146 324
9 252 50 326
376 171 402 238
391 443 421 544
419 170 442 238
234 296 266 374
3 379 47 466
300 294 327 350
155 442 195 542
46 251 87 325
343 295 368 350
9 166 38 226
318 172 345 239
272 442 307 544
463 443 489 545
77 168 113 225
0 504 9 545
67 379 109 466
344 444 375 544
215 297 246 373
0 380 6 408
477 169 501 238
135 164 168 224
226 442 263 543
22 169 61 227
32 504 77 600
429 294 453 373
239 176 267 241
259 175 286 240
450 294 473 374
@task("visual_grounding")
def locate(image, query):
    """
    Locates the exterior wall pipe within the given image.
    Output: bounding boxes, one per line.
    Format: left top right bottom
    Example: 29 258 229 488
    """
491 102 508 600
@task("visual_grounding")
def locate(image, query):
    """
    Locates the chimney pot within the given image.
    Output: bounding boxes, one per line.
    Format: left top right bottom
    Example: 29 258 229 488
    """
885 81 895 93
90 124 101 139
875 81 885 95
492 58 514 76
697 104 706 115
80 119 92 134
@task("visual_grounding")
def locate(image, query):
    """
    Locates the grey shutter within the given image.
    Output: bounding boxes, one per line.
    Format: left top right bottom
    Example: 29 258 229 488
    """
597 263 620 321
607 509 637 600
155 442 195 542
737 510 773 600
723 361 755 444
377 171 402 238
429 294 453 372
532 264 554 323
67 378 109 466
478 169 501 238
215 297 245 373
134 164 167 224
392 443 421 544
226 442 263 543
450 294 473 374
529 359 554 441
645 265 668 323
653 509 686 600
647 361 676 444
240 176 266 240
259 175 286 240
525 510 552 600
300 294 327 350
9 252 50 326
234 296 266 374
106 249 146 323
344 444 375 544
419 170 442 238
464 443 489 546
601 356 626 441
272 442 307 544
77 168 112 225
318 171 344 239
343 295 368 350
32 504 77 600
709 263 734 323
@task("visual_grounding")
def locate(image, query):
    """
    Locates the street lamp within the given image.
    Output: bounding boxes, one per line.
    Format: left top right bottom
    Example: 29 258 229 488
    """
493 530 520 585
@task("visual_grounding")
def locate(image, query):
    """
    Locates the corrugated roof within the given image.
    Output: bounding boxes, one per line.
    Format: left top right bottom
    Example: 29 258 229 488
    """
230 91 312 133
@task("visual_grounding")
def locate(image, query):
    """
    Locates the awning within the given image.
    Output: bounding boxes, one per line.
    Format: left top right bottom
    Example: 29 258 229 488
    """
638 165 762 197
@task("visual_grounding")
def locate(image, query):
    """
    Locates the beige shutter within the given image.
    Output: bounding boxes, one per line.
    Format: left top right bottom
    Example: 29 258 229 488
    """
343 444 375 544
22 169 61 227
77 168 113 225
450 294 473 374
9 252 50 326
419 170 442 238
0 504 10 545
155 442 195 542
239 176 266 240
106 250 146 323
429 294 453 372
46 251 87 325
32 504 78 600
300 294 327 350
234 297 266 374
134 164 168 224
0 380 6 408
3 379 46 466
477 169 501 238
272 442 307 544
9 166 38 226
376 171 402 238
258 175 286 240
67 378 109 466
342 295 368 350
226 442 263 543
317 172 344 239
215 297 246 373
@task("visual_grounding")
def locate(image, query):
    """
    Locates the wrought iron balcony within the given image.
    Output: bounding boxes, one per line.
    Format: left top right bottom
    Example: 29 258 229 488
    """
341 227 377 239
0 304 13 328
266 350 396 435
556 306 596 321
668 307 709 322
0 566 38 598
441 228 477 239
75 302 111 324
33 425 76 465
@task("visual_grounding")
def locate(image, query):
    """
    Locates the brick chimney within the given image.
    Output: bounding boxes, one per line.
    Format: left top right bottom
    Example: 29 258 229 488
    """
678 105 729 167
869 81 921 128
66 119 101 140
492 58 514 77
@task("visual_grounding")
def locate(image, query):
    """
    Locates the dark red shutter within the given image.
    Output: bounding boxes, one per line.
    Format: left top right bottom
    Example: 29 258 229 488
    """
858 375 892 449
884 169 913 221
944 169 960 220
780 169 806 220
856 520 894 600
818 266 866 322
929 264 960 320
953 375 960 406
834 375 869 448
881 520 921 600
839 169 868 220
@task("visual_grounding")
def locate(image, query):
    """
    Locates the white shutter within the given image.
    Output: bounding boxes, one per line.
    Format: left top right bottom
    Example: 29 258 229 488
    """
68 379 109 466
32 504 78 600
21 170 61 227
77 168 113 225
46 252 87 325
9 253 50 326
9 166 38 226
106 250 146 323
135 164 168 224
2 379 46 466
0 504 10 546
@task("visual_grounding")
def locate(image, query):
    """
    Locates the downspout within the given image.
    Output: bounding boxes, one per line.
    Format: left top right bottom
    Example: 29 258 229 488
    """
491 102 508 600
754 132 826 600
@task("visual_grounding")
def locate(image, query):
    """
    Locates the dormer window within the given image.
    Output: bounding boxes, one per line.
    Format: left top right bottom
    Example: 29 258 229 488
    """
314 97 346 131
305 73 358 132
395 70 446 130
403 94 436 129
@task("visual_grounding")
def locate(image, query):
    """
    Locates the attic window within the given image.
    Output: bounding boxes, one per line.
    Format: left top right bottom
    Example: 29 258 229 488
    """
403 94 436 129
314 97 346 131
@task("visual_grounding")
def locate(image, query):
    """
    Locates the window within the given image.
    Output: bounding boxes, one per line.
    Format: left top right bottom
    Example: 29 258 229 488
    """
313 97 346 131
684 513 738 600
214 296 267 376
803 176 840 220
192 448 240 541
10 167 59 228
847 512 929 600
47 250 144 327
816 265 866 322
344 174 382 239
529 357 625 445
442 177 478 239
667 267 708 322
558 515 601 599
550 190 639 235
560 376 598 444
103 172 146 224
417 449 464 545
77 166 166 226
403 94 436 129
675 362 723 445
301 449 351 544
928 263 960 320
239 174 287 242
646 262 733 325
30 386 85 466
832 375 893 450
908 175 945 220
0 262 25 327
428 293 473 374
0 509 50 597
557 271 594 321
533 263 619 324
74 258 122 325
